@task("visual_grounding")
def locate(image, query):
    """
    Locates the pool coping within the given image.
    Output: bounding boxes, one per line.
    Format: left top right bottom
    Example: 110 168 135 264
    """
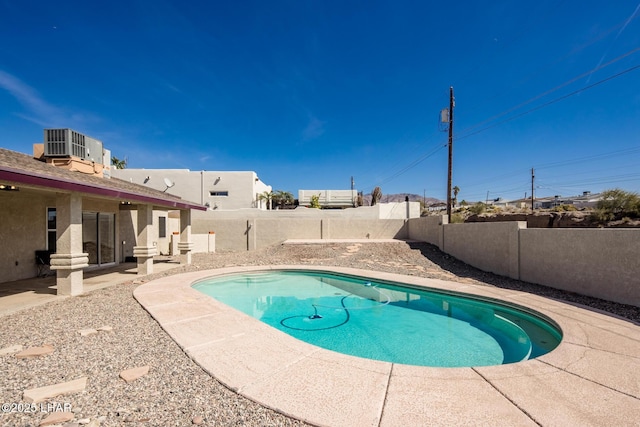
134 266 640 427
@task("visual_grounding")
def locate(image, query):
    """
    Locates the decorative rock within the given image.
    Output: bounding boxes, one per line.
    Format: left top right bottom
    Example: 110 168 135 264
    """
192 415 204 425
78 329 98 336
0 344 23 355
97 326 113 332
78 418 91 424
119 365 150 383
23 377 88 403
15 344 54 359
63 423 80 427
39 410 74 426
87 419 102 427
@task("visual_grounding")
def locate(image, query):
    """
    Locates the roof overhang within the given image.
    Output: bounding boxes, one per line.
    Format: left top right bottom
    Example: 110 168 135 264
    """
0 167 207 211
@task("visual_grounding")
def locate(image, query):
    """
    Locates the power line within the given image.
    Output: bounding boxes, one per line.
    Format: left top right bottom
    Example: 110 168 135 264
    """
358 140 447 191
456 47 640 140
456 63 640 142
463 9 639 114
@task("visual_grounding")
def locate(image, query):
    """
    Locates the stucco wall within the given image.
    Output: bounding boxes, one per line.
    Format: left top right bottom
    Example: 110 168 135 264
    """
0 191 122 282
119 208 176 257
519 228 640 306
0 191 55 282
112 169 270 210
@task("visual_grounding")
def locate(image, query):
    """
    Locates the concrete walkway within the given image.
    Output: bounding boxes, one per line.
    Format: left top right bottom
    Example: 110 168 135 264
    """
135 266 640 427
0 259 182 317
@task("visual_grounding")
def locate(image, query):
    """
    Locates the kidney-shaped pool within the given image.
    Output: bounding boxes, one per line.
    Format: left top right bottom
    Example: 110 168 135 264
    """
193 270 562 367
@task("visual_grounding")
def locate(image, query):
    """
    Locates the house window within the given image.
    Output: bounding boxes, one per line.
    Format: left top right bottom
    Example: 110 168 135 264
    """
159 216 166 238
46 208 56 252
209 191 229 196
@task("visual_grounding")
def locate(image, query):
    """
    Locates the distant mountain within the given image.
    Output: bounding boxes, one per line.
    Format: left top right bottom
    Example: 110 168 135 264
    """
361 192 442 206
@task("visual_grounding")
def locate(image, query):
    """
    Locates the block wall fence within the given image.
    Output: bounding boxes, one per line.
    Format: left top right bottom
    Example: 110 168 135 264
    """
185 215 639 307
408 216 639 307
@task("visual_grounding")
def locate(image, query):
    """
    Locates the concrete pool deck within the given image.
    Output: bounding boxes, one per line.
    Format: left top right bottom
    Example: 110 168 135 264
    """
134 265 640 427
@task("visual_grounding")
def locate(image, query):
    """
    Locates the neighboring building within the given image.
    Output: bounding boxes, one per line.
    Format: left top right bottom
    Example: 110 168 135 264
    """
427 202 447 212
298 189 357 208
0 131 205 296
493 191 602 210
570 191 601 209
112 169 272 210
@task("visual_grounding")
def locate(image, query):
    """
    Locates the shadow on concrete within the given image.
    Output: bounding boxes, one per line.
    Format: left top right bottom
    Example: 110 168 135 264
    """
0 258 182 317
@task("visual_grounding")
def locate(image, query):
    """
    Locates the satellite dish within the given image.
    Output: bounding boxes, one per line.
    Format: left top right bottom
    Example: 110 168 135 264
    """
163 177 175 192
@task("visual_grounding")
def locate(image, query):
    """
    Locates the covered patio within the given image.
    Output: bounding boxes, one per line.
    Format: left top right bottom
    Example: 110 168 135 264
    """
0 257 182 317
0 148 206 297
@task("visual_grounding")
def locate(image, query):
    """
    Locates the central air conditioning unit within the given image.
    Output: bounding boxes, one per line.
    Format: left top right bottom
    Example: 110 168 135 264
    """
43 128 104 164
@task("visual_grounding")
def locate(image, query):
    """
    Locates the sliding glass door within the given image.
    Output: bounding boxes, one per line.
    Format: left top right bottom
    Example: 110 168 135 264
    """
99 213 115 264
82 212 115 266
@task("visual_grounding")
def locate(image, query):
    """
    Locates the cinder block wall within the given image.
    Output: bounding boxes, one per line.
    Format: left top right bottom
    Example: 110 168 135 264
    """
519 228 640 306
405 217 639 307
407 216 446 248
325 219 408 239
191 217 408 251
443 221 525 279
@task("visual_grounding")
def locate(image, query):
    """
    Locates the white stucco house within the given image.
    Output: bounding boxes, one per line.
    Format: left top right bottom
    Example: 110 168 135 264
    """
112 169 272 211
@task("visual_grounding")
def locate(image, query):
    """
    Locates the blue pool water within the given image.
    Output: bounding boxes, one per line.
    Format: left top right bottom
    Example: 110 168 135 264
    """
192 270 562 367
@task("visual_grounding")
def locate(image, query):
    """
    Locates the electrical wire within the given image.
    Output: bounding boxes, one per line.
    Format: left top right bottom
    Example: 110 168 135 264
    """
457 53 640 141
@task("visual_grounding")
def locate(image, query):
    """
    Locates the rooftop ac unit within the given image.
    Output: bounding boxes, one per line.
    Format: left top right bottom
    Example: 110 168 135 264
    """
43 128 104 164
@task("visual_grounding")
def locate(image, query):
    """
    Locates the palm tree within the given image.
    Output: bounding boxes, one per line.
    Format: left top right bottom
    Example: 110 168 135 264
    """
273 190 294 209
371 186 382 206
259 191 273 210
452 185 460 208
111 156 127 169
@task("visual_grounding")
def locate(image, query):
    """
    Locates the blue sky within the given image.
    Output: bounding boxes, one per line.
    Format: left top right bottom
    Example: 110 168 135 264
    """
1 1 639 202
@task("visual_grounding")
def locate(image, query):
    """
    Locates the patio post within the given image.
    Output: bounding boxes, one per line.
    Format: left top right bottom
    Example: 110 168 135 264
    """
50 193 89 296
133 204 157 275
178 209 193 265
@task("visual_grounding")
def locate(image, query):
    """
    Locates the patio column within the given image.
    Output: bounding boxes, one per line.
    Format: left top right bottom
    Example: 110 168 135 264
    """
133 204 157 275
50 193 89 296
178 209 193 265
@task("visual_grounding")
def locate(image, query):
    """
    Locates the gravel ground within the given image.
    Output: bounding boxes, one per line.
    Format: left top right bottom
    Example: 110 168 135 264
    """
1 241 638 427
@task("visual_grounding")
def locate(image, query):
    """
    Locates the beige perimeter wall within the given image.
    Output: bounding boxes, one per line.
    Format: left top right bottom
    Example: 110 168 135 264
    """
519 228 640 307
405 216 639 307
192 217 408 251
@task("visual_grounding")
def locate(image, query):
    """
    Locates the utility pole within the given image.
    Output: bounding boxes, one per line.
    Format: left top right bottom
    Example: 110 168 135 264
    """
447 86 454 223
531 168 535 210
351 176 355 207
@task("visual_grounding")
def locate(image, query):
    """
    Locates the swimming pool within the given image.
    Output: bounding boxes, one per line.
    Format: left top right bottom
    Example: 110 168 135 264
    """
193 270 562 367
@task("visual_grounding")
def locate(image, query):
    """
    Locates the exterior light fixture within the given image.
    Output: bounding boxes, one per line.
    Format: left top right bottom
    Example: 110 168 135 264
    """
0 184 19 191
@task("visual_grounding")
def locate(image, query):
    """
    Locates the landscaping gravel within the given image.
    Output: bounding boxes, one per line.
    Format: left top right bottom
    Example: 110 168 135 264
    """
1 241 637 426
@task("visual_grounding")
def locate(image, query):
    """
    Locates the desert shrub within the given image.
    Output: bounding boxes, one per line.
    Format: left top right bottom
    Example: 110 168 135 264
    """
468 202 486 215
450 212 465 223
310 194 321 209
552 204 577 212
593 188 640 221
